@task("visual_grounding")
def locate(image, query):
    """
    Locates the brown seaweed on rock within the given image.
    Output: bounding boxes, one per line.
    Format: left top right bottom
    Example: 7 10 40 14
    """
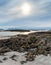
0 31 51 61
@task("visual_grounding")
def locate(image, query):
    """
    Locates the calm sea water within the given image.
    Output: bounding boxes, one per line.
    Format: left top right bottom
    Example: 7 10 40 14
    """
0 30 48 37
0 31 21 37
0 31 22 39
0 30 43 39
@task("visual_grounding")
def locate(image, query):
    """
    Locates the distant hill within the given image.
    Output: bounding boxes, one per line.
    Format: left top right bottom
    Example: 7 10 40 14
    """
5 28 30 32
0 29 4 31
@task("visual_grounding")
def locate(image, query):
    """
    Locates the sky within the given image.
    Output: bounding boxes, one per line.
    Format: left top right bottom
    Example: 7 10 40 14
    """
0 0 51 29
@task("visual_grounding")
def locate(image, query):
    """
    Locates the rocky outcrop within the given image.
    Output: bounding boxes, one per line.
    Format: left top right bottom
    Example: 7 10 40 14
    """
0 31 51 61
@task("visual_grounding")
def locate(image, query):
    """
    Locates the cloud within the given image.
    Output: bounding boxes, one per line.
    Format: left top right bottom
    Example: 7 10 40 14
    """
0 0 51 26
0 19 51 29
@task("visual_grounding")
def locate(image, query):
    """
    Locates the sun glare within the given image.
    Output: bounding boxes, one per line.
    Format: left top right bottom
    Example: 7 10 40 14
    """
21 3 31 16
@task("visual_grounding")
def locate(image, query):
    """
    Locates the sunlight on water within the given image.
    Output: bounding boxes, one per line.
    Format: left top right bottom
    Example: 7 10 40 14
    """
0 31 37 37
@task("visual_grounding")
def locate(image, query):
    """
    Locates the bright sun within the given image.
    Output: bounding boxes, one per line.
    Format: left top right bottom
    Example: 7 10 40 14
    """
21 3 31 16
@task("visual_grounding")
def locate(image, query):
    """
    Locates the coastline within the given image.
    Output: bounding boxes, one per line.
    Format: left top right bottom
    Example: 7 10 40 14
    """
0 30 51 65
0 30 49 40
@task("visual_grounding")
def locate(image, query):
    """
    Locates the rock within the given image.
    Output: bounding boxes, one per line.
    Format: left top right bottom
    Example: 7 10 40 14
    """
3 57 8 61
10 55 17 58
20 61 27 64
0 31 51 61
0 60 3 63
10 55 17 61
19 46 25 52
25 51 36 61
0 47 11 54
49 51 51 56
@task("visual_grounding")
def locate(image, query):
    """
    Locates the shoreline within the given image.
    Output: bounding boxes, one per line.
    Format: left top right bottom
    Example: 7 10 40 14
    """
0 31 51 65
0 30 49 40
0 30 37 40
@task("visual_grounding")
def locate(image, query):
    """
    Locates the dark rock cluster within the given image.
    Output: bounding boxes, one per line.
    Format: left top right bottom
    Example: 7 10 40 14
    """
0 31 51 61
